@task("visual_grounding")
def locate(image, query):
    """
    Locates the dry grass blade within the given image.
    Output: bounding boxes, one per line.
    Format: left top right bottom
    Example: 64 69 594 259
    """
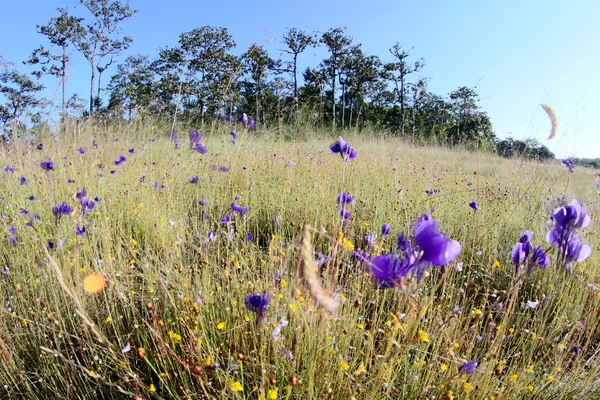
302 224 341 312
541 104 558 139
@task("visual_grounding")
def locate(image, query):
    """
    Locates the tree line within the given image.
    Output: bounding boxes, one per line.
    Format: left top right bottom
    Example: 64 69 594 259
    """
0 0 555 160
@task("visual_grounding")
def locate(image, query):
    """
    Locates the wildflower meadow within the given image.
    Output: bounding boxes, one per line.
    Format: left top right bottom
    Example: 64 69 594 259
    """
0 123 599 399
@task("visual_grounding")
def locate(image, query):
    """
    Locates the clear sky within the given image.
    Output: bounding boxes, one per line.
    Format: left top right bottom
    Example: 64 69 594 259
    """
2 0 599 158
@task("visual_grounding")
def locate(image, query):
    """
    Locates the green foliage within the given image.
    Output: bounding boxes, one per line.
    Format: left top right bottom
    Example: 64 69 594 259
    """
496 137 555 161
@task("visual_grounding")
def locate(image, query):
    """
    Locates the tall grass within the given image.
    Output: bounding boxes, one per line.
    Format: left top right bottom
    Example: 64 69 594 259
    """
0 122 598 399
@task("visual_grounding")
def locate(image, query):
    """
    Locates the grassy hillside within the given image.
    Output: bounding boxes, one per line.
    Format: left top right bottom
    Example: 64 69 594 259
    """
0 124 598 399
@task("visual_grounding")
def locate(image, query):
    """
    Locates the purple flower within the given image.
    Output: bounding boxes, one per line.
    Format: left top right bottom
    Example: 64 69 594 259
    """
40 159 53 170
20 209 29 216
330 136 357 160
469 201 478 211
561 157 575 173
92 140 98 148
219 165 229 172
199 199 207 206
340 209 351 219
189 175 200 184
546 199 592 271
47 240 55 249
52 202 73 220
364 232 377 249
381 223 391 236
237 113 249 125
76 188 87 200
282 348 294 361
467 181 472 187
4 166 15 173
230 130 238 139
246 232 253 241
415 218 461 267
28 195 35 201
193 142 208 154
76 226 86 236
337 192 354 204
231 202 249 216
244 293 270 325
370 252 416 288
128 148 135 153
8 235 17 246
189 130 200 148
78 147 86 154
221 215 231 223
19 176 27 185
248 117 256 130
9 224 16 234
459 359 479 375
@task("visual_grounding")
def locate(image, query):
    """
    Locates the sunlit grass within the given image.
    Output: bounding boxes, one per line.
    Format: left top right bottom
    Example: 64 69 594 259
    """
0 123 598 399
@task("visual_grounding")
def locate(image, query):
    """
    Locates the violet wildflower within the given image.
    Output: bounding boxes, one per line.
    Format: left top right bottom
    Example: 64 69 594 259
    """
246 232 253 241
546 199 592 271
189 175 200 184
459 359 479 375
52 202 73 220
78 147 86 154
282 348 294 361
381 223 391 237
40 159 53 170
244 293 270 325
414 217 461 278
199 199 207 206
337 192 354 204
237 113 248 125
189 130 200 147
230 130 238 139
231 202 249 216
76 226 86 236
128 148 135 153
219 165 229 172
330 136 357 160
371 252 416 288
340 209 351 219
19 176 27 185
248 117 256 130
364 232 377 250
193 141 208 154
561 157 575 173
469 201 478 211
92 140 98 148
221 215 231 223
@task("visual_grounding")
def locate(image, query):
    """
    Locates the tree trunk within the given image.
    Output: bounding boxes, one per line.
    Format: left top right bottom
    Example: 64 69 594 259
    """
89 60 96 115
331 70 336 129
400 79 405 136
293 54 298 114
61 45 66 120
97 69 104 108
341 82 345 129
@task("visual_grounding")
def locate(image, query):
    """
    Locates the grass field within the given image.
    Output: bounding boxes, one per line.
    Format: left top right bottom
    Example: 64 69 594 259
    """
0 124 598 399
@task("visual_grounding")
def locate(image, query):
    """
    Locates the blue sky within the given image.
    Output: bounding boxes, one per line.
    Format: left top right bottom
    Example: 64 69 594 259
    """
3 0 599 158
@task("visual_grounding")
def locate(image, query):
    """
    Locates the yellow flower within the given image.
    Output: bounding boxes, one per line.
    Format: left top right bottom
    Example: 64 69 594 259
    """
168 331 181 342
149 384 156 392
217 322 226 330
464 382 474 392
289 304 298 312
267 388 278 399
357 323 364 330
340 361 349 370
244 315 250 322
547 375 554 382
473 308 483 317
280 279 287 288
527 385 534 391
204 357 212 366
417 330 430 343
105 316 113 323
510 373 518 382
229 380 244 391
440 363 448 372
342 238 354 250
